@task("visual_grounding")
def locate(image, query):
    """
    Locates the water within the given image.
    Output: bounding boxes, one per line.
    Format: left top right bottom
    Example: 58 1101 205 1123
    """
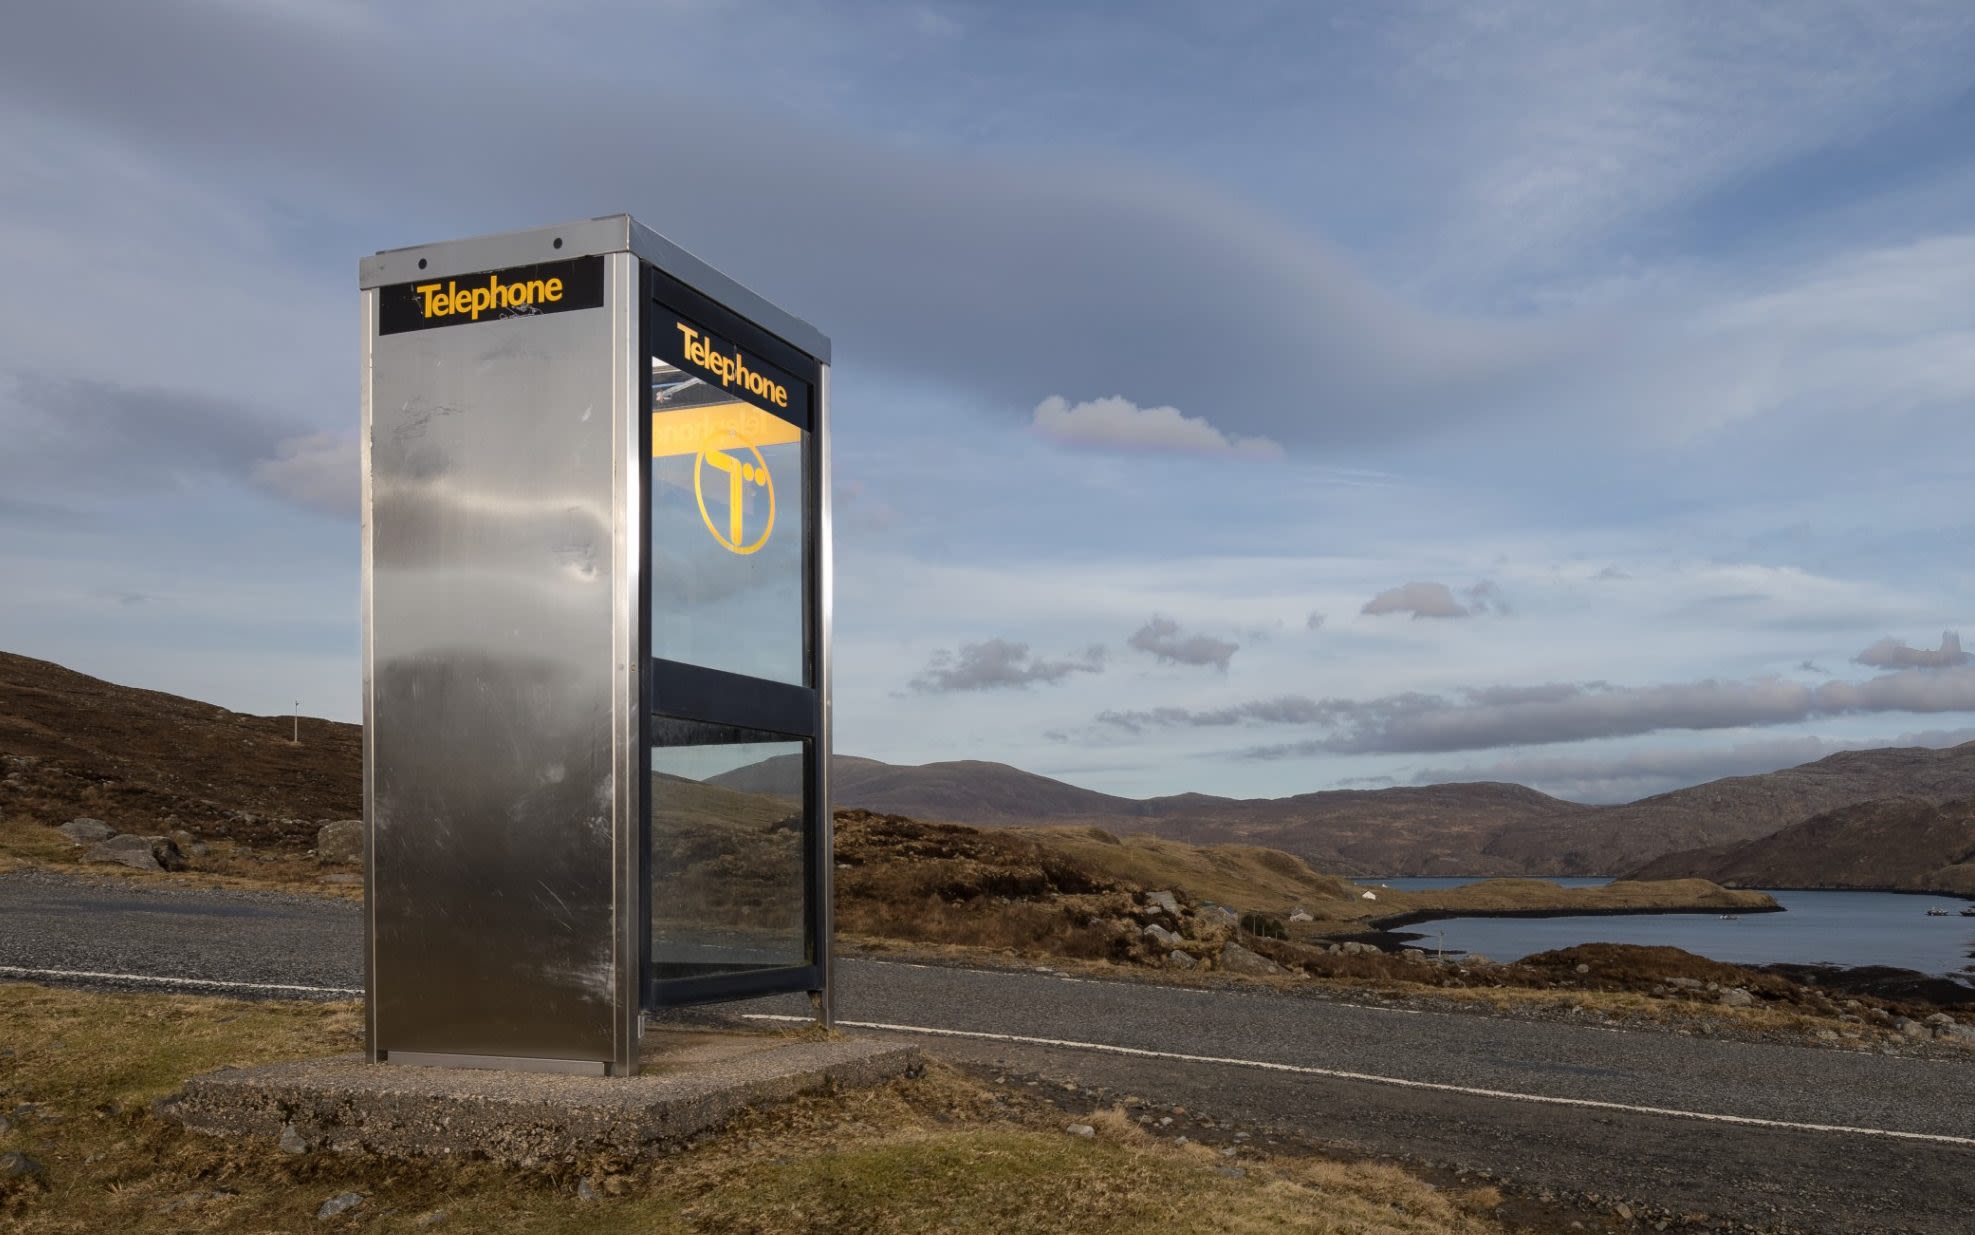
1360 878 1975 977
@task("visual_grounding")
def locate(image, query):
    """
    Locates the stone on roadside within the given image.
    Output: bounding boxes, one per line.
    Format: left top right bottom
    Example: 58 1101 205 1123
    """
1717 987 1754 1008
0 1151 44 1184
1144 890 1180 915
317 1192 364 1220
57 818 115 844
84 834 185 872
1142 923 1181 947
279 1123 308 1154
1923 1012 1952 1027
1464 954 1493 967
1897 1018 1927 1039
316 820 364 866
1288 908 1312 923
1065 1123 1095 1138
1666 977 1703 990
1574 963 1591 975
413 1209 450 1228
1167 949 1198 970
576 1178 600 1202
1218 941 1285 977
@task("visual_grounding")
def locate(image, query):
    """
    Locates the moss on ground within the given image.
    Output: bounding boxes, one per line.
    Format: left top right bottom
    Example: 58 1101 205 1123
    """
0 982 1508 1235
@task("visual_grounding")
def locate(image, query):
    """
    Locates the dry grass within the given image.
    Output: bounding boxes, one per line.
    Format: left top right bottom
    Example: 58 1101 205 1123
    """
0 817 359 900
0 982 1511 1235
1021 827 1364 910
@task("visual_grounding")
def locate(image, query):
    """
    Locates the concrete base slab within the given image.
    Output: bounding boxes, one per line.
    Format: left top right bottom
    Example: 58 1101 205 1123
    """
161 1028 921 1165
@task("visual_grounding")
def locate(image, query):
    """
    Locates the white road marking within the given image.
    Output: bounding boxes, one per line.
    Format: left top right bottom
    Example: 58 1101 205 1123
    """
0 965 360 997
856 958 1422 1013
9 963 1965 1146
742 1013 1975 1148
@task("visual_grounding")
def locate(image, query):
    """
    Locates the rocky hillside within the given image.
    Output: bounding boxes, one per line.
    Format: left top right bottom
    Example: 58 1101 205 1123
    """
1627 796 1975 895
0 650 359 847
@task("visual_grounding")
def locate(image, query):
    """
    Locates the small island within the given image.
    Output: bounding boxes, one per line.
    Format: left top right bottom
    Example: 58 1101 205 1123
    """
1338 877 1781 935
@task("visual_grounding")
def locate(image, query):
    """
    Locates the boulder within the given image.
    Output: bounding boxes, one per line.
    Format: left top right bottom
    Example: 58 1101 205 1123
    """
1166 949 1198 970
1718 987 1755 1009
316 820 364 867
317 1193 364 1220
57 818 115 844
84 834 185 872
1142 924 1181 947
0 1150 44 1186
1218 941 1285 977
1287 908 1313 923
1143 890 1180 915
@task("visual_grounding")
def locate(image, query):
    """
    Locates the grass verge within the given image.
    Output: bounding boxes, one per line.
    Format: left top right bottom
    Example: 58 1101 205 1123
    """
0 981 1509 1235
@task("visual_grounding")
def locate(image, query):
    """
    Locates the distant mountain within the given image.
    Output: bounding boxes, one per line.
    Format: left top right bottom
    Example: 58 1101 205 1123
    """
711 754 1141 822
721 741 1975 877
1626 796 1975 895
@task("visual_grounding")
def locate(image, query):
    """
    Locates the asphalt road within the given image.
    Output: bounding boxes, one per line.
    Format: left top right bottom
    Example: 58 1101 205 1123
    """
4 869 1971 1234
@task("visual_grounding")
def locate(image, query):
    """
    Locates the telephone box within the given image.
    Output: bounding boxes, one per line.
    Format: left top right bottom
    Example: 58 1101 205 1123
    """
358 216 832 1076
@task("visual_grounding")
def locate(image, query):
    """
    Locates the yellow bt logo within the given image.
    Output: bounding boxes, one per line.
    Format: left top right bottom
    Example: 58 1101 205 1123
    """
694 429 775 555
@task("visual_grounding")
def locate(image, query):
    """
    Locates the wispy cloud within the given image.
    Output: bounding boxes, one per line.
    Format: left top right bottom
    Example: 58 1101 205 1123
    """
1125 617 1237 671
1032 395 1283 458
1854 631 1968 670
910 639 1105 693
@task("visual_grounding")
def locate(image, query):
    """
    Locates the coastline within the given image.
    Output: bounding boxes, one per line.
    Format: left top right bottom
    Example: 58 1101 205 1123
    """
1367 900 1789 933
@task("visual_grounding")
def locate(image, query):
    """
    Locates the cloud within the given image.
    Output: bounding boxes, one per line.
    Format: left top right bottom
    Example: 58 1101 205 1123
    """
251 432 358 518
1463 580 1511 615
1032 395 1284 458
0 3 1554 454
1305 611 1327 631
1361 581 1469 619
1125 617 1237 672
1098 695 1340 734
3 372 295 491
1798 660 1828 674
1106 664 1975 755
1854 631 1969 670
910 639 1105 693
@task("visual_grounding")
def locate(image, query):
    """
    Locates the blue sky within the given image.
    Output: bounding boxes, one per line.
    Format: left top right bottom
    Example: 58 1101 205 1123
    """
6 1 1975 803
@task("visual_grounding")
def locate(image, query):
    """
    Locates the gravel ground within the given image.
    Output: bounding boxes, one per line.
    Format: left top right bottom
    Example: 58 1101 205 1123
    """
4 868 1971 1233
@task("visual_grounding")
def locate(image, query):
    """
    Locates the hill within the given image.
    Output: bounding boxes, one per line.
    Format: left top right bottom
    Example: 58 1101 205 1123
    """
0 650 359 847
725 741 1975 877
11 646 1975 879
1626 796 1975 895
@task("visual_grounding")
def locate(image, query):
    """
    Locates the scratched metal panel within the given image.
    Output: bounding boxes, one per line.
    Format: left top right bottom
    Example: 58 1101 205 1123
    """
366 270 625 1064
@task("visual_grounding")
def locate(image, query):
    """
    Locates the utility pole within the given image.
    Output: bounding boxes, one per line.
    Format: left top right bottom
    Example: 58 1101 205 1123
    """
293 700 300 745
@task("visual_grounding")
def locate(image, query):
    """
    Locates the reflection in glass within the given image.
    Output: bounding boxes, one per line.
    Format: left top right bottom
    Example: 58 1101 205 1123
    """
650 732 806 978
650 357 805 684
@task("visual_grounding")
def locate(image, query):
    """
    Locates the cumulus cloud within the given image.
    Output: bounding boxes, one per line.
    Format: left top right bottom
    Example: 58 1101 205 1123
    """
1854 631 1969 670
1031 395 1284 458
1125 617 1238 671
910 639 1105 693
1361 581 1467 619
1105 665 1975 755
1360 579 1508 620
251 432 358 518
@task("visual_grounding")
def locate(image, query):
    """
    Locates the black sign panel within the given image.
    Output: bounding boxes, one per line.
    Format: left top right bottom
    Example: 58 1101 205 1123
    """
378 256 605 335
651 310 811 423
